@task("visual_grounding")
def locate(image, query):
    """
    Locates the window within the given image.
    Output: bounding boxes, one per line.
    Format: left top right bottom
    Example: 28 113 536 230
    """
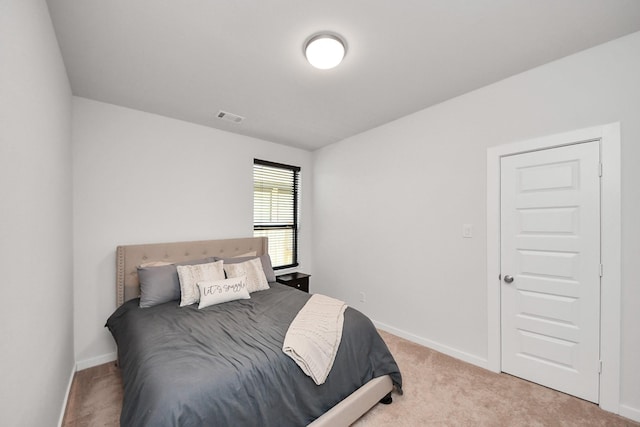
253 159 300 269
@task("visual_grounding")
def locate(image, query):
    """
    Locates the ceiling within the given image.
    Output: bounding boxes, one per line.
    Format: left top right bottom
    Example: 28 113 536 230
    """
47 0 640 151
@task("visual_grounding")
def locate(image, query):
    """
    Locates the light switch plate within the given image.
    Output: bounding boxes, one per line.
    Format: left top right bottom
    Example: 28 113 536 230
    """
463 224 473 238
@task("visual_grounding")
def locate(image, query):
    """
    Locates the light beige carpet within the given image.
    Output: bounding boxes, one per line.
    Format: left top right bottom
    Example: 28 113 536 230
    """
355 330 637 426
63 330 638 426
63 362 122 426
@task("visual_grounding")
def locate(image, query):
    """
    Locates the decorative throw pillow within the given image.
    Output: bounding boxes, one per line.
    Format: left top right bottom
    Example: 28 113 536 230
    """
177 261 225 306
223 257 269 293
138 257 214 308
215 254 276 282
197 275 250 309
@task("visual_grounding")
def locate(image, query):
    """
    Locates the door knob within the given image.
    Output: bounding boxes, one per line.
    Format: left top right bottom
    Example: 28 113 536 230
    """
504 275 514 284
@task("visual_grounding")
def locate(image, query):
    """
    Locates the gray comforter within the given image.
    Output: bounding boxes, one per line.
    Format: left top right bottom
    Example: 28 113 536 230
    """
106 283 402 426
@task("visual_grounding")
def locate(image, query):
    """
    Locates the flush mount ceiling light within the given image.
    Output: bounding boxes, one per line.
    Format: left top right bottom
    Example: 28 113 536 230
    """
304 33 346 70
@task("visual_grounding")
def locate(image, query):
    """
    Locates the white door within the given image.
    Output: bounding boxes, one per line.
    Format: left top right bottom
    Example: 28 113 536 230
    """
500 141 601 403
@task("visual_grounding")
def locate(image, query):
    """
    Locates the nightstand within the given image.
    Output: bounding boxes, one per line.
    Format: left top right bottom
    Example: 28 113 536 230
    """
276 272 310 293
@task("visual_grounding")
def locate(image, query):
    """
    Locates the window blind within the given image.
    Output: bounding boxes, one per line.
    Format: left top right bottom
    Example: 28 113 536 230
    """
253 159 300 269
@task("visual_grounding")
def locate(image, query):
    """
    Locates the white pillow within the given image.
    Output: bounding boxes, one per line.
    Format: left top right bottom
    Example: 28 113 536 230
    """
224 257 269 293
138 260 174 268
197 275 250 309
177 260 225 306
235 251 257 257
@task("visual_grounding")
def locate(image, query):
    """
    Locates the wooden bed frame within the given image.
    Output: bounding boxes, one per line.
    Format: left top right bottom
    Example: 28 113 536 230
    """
115 236 393 426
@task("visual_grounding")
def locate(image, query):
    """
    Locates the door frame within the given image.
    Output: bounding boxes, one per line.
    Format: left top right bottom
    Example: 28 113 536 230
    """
486 123 621 413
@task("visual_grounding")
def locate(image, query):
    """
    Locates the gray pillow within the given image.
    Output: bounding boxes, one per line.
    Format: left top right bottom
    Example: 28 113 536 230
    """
214 254 276 282
138 257 215 308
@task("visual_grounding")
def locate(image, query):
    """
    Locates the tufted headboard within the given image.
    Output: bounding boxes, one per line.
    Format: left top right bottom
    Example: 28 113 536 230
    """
116 237 268 306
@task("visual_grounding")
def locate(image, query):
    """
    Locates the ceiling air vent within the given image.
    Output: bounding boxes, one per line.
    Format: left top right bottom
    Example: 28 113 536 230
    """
216 110 245 124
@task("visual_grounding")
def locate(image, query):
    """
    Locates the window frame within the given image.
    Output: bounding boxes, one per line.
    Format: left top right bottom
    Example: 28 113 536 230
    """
253 158 300 270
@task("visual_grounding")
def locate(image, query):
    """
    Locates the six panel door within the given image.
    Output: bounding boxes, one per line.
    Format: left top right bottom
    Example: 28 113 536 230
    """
500 141 601 403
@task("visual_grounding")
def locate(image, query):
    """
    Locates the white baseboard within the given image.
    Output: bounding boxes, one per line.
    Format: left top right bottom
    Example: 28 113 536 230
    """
75 352 117 371
619 404 640 423
372 320 489 370
57 363 76 427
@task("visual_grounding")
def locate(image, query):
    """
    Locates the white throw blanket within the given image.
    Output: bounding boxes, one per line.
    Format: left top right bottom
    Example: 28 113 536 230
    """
282 294 348 385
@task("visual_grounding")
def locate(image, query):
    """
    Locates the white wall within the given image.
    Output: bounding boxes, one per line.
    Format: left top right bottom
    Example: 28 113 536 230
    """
0 1 74 425
72 97 313 365
313 31 640 418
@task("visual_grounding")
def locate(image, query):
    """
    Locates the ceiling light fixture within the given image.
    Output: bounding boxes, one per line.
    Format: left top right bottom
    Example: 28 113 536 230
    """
304 33 346 70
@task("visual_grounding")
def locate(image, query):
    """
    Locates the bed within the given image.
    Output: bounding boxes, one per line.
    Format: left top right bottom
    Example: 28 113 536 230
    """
107 237 402 426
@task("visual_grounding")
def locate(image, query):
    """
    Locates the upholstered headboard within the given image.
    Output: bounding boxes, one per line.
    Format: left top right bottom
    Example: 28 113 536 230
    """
115 237 268 306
